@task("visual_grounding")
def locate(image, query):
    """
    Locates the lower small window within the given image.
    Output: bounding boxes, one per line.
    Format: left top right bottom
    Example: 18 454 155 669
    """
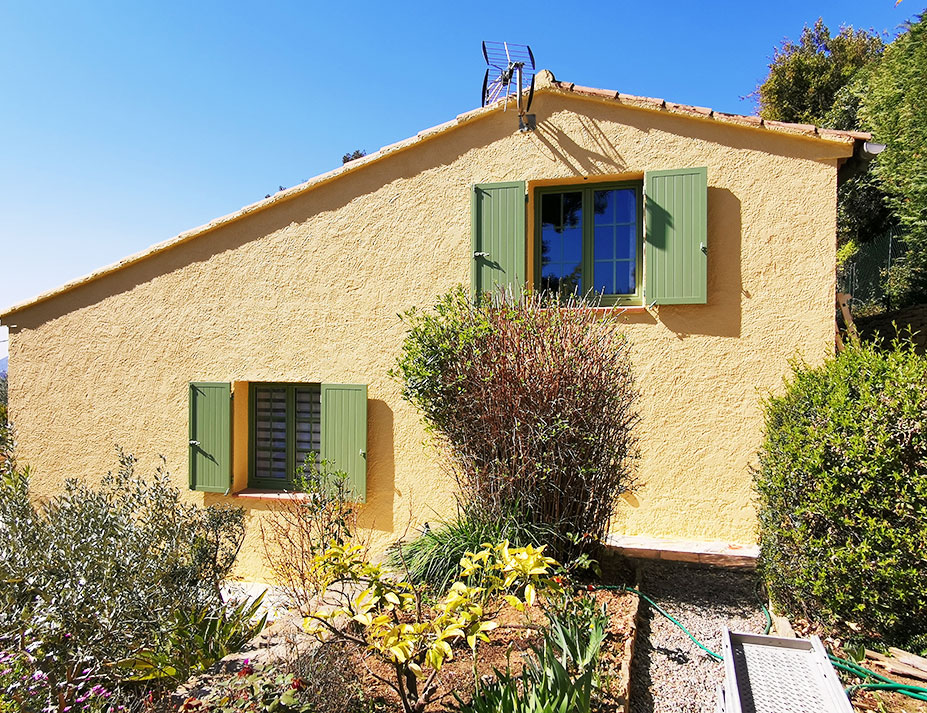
250 383 321 489
536 181 643 305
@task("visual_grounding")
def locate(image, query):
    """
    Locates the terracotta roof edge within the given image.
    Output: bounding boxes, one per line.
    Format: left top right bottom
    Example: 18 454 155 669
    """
546 80 869 143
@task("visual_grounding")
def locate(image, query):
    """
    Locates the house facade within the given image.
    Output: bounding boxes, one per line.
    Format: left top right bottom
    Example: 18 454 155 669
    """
0 71 865 580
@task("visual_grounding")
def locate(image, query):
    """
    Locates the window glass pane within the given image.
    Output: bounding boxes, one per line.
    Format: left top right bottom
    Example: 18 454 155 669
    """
594 227 614 260
254 387 287 482
615 261 635 295
615 224 635 260
591 188 637 297
593 190 615 224
540 191 583 298
615 189 636 224
592 261 615 295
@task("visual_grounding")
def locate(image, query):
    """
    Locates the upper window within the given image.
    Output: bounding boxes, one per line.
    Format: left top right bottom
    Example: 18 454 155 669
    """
249 383 321 489
536 182 643 305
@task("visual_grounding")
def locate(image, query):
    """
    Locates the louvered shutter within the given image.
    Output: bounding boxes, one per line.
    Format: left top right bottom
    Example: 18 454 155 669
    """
471 181 526 301
645 167 708 304
252 385 289 487
188 382 232 493
320 383 368 502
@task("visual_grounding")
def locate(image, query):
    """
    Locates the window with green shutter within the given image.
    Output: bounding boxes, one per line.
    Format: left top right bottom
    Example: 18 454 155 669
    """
249 383 321 490
472 182 526 301
247 381 366 499
644 167 708 305
532 168 707 305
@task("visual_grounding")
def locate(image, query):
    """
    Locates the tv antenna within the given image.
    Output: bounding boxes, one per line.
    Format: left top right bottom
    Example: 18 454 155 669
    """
481 41 536 131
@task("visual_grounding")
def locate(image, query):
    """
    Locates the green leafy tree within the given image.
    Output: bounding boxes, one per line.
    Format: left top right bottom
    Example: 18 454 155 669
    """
859 14 927 305
342 149 366 164
756 20 913 309
757 19 884 125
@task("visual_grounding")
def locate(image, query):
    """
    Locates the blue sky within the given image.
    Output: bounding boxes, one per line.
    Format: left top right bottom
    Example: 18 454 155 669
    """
0 1 920 358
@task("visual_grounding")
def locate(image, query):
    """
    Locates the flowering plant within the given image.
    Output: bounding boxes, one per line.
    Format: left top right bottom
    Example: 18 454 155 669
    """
0 645 114 713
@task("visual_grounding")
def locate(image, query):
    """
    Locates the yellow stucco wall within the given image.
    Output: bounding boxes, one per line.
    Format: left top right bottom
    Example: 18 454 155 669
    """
3 90 850 581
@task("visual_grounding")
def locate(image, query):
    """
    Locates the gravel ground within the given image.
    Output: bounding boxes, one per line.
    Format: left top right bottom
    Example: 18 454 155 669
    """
630 560 767 713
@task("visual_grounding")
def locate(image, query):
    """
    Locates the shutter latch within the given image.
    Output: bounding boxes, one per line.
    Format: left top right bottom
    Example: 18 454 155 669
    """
189 440 200 447
700 242 707 254
473 251 489 258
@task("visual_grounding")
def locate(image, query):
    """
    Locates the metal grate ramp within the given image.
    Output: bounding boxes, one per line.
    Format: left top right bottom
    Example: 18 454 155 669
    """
717 629 853 713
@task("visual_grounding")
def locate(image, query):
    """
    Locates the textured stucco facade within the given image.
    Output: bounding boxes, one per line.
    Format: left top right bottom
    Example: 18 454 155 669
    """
2 83 854 581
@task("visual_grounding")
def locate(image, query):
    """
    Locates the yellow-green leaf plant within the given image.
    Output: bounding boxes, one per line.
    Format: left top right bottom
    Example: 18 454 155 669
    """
303 540 561 713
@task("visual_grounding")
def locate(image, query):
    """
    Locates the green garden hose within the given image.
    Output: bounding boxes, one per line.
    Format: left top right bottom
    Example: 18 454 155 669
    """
589 583 927 704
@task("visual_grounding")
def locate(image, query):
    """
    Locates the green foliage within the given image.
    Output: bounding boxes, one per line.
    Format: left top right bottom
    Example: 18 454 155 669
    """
305 540 561 713
757 19 884 125
454 594 607 713
755 341 927 641
0 649 116 713
860 14 927 305
387 513 560 592
542 594 608 679
390 288 639 557
260 453 360 614
342 149 366 164
756 19 910 308
188 662 314 713
0 447 247 707
120 594 266 684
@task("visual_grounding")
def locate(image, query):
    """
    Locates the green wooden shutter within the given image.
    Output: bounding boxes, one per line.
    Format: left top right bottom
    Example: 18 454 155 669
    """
320 383 368 502
188 382 232 493
645 167 708 304
471 181 526 301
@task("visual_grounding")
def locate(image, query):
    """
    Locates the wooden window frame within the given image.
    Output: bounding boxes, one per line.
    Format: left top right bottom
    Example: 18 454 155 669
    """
534 180 644 306
247 382 321 490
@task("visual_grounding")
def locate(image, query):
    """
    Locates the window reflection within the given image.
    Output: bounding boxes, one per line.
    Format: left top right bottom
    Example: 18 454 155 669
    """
540 191 583 298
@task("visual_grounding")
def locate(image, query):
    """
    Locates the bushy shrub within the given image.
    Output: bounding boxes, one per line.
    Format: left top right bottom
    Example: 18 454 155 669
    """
304 540 561 713
391 288 639 556
755 341 927 641
0 447 247 709
260 453 362 614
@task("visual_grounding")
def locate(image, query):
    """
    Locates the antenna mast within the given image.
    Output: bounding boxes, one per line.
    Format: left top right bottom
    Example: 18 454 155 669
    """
481 41 536 131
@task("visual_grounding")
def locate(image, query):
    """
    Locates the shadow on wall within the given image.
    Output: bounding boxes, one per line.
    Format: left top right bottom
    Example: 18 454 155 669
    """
659 187 743 339
204 398 397 534
532 115 628 176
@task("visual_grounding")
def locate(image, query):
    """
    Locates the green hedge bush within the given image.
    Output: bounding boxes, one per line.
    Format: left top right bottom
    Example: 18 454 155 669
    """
0 447 247 709
755 340 927 641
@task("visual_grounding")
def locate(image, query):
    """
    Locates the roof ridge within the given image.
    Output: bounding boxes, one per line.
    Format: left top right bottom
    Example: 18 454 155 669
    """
547 77 871 142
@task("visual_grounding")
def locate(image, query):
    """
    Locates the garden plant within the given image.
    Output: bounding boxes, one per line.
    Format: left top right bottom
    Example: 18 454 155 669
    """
390 288 639 584
755 339 927 645
260 453 364 614
0 441 254 712
304 539 564 713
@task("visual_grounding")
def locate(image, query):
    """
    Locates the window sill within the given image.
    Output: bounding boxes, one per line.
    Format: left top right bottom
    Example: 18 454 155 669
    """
544 305 649 314
233 488 308 501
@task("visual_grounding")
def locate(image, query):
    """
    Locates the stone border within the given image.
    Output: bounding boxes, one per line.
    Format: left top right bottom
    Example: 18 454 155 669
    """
614 565 644 713
605 535 759 569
